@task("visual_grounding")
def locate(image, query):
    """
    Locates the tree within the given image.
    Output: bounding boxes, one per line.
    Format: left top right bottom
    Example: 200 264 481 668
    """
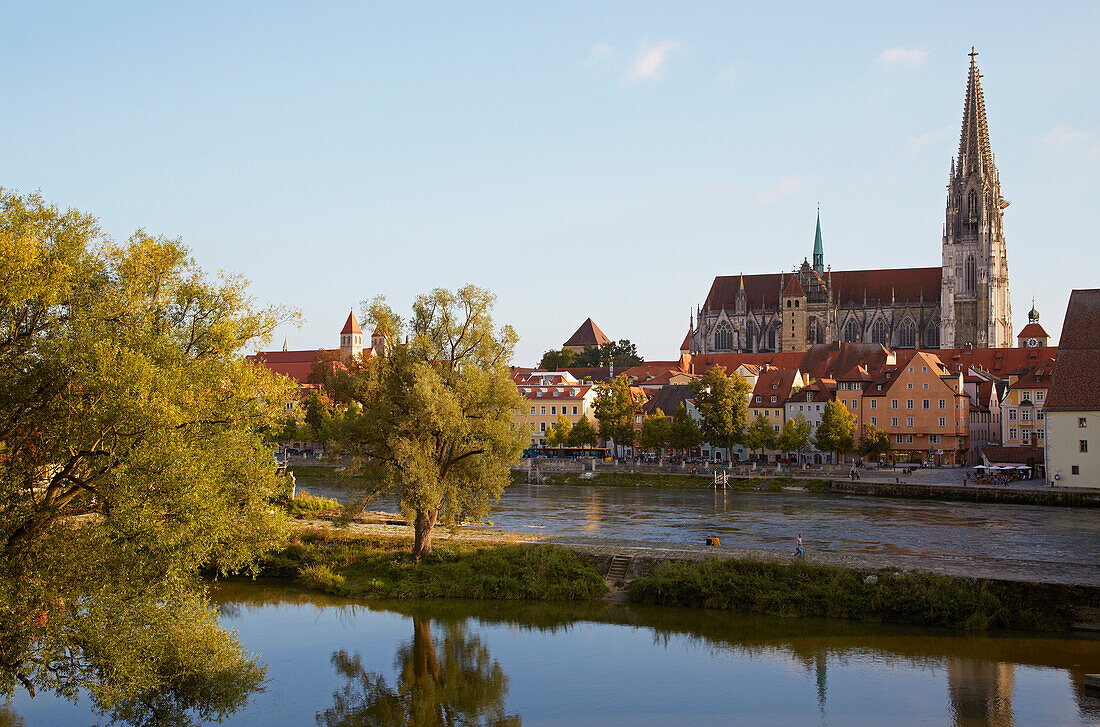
690 366 750 459
638 408 671 454
814 401 857 463
779 413 813 461
537 348 575 371
857 423 892 461
328 286 527 559
544 414 572 447
573 340 644 368
744 414 779 457
317 617 519 727
669 403 703 455
592 376 638 454
566 415 599 448
0 190 294 722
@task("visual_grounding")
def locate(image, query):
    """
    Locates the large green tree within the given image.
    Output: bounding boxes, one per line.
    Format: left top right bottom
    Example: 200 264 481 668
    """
592 376 638 454
857 423 892 461
638 408 671 454
744 414 779 457
573 340 644 369
0 191 294 723
537 348 575 371
544 414 572 447
814 401 857 463
689 367 750 458
669 403 703 454
779 413 813 460
328 286 526 558
565 416 598 448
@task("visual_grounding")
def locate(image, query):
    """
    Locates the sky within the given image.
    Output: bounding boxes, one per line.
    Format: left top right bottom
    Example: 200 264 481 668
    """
3 2 1099 365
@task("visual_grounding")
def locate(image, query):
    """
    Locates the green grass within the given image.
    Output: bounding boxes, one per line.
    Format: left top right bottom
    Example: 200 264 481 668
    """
258 528 608 601
285 491 341 518
627 558 1072 631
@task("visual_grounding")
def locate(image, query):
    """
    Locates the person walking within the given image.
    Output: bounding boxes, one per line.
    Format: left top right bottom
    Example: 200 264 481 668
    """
794 533 803 557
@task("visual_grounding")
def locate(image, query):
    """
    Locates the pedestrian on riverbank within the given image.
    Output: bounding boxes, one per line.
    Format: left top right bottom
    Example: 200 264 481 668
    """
795 533 803 557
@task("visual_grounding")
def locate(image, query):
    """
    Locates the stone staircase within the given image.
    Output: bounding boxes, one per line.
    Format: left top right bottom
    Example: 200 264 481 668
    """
605 555 631 584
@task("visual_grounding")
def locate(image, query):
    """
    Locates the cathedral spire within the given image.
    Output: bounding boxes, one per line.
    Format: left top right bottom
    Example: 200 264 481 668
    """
958 47 994 177
812 206 824 276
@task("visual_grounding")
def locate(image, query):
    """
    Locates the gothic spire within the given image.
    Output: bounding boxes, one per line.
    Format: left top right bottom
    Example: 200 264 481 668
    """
812 206 824 276
957 47 994 177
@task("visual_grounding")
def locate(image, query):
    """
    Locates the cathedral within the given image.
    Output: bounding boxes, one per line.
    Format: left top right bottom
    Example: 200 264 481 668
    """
687 50 1013 354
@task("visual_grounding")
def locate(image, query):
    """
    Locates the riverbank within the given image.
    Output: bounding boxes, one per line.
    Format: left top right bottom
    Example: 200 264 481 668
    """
259 517 1099 633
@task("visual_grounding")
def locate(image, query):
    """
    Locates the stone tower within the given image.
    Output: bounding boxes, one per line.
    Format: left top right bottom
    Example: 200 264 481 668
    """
940 48 1012 348
780 274 807 353
340 310 363 359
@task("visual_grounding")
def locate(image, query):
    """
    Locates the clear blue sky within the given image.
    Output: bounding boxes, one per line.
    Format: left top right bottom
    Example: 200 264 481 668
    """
4 2 1098 364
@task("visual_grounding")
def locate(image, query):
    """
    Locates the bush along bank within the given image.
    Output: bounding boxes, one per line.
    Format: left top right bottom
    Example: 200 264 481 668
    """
256 528 608 601
627 558 1085 632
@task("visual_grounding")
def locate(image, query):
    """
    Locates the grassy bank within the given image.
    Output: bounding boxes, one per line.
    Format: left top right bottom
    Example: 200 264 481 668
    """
627 558 1081 631
539 471 831 492
257 528 608 601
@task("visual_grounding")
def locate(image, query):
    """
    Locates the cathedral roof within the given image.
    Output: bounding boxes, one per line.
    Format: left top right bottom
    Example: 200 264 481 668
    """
564 317 612 348
782 275 806 297
703 267 941 311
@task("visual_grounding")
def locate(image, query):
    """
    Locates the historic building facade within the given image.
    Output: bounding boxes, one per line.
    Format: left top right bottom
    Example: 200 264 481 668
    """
688 50 1013 355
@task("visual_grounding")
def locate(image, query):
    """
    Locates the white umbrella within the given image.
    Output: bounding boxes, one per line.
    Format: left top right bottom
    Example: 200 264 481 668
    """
973 465 988 469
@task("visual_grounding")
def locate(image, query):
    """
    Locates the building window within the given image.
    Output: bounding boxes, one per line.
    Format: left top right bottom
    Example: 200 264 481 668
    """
1037 410 1044 421
1038 429 1045 442
871 416 877 425
891 400 898 410
1080 417 1088 428
714 320 734 351
540 422 546 432
906 417 914 427
1022 430 1031 444
930 434 940 444
1036 391 1044 401
1081 440 1089 453
770 395 777 403
965 254 977 295
870 400 877 409
1008 409 1017 421
550 406 556 415
922 400 930 409
939 417 946 428
939 399 946 409
926 317 940 348
530 406 535 415
906 400 914 410
843 319 861 343
898 320 917 349
572 406 578 415
871 319 888 345
922 382 929 390
755 395 762 403
1009 427 1017 440
896 434 903 444
906 435 914 444
907 383 913 390
540 406 546 415
891 417 899 427
1072 465 1080 475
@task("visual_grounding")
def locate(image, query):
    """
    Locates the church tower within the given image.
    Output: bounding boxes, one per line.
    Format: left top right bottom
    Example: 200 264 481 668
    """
940 49 1012 348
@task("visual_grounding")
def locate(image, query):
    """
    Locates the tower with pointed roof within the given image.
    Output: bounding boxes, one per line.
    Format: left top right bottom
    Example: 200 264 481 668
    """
812 208 824 277
340 310 363 359
940 48 1012 349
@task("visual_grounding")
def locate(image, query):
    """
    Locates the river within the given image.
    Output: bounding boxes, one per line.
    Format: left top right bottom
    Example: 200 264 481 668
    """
296 477 1100 583
7 580 1099 726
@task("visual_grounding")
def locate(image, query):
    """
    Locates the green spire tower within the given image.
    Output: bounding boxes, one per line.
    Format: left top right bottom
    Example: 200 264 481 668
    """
812 207 824 276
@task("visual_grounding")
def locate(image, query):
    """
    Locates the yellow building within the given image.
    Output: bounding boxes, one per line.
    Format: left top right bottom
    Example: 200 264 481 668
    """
1000 359 1054 448
515 372 598 444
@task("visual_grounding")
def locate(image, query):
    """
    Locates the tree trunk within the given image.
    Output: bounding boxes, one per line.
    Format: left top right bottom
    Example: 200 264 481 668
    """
412 509 438 559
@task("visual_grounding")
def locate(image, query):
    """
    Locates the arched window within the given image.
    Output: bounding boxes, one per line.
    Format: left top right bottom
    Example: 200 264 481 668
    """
747 320 757 352
927 317 941 348
807 316 822 344
965 255 977 295
765 324 777 351
871 319 889 345
967 190 980 221
843 318 861 343
714 320 733 351
898 319 917 348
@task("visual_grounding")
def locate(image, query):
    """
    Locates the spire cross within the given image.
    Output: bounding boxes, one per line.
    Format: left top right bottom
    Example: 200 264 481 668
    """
969 47 978 62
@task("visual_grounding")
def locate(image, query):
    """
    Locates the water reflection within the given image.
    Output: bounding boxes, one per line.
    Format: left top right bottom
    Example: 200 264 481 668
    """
318 617 520 726
948 661 1015 726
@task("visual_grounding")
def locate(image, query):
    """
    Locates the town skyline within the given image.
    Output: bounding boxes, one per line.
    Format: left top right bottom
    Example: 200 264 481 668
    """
4 3 1099 364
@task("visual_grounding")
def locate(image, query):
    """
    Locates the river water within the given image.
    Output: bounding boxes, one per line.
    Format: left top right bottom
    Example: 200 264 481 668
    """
7 580 1099 726
297 478 1100 579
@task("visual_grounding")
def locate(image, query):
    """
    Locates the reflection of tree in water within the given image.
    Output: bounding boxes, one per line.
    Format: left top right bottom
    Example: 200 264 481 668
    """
0 705 25 727
317 617 520 726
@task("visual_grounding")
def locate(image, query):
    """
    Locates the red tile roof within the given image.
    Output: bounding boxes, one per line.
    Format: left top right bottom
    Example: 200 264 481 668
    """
750 369 800 407
564 318 611 348
341 311 362 335
1055 289 1100 350
247 349 338 386
1016 323 1049 341
1046 290 1100 411
782 275 805 297
1007 358 1056 390
981 445 1044 465
930 346 1058 376
517 384 593 401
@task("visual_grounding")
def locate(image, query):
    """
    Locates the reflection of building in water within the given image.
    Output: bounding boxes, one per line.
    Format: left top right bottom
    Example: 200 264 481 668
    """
947 659 1015 726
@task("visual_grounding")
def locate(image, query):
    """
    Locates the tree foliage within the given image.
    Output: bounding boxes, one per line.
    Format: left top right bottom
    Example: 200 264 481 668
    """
813 401 857 461
857 423 892 460
565 416 598 448
573 339 643 368
0 190 293 722
669 403 703 453
327 286 526 558
592 376 638 452
779 413 812 456
689 367 750 456
536 348 575 371
638 409 671 452
744 414 779 455
544 414 572 447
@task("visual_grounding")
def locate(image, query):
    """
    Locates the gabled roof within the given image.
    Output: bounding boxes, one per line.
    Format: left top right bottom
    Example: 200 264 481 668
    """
1046 289 1100 412
703 268 941 311
680 330 691 352
750 369 800 406
1007 358 1056 390
641 385 696 416
782 275 805 297
341 311 362 335
1055 289 1100 350
931 346 1058 376
1016 323 1049 340
982 445 1043 466
564 318 611 348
